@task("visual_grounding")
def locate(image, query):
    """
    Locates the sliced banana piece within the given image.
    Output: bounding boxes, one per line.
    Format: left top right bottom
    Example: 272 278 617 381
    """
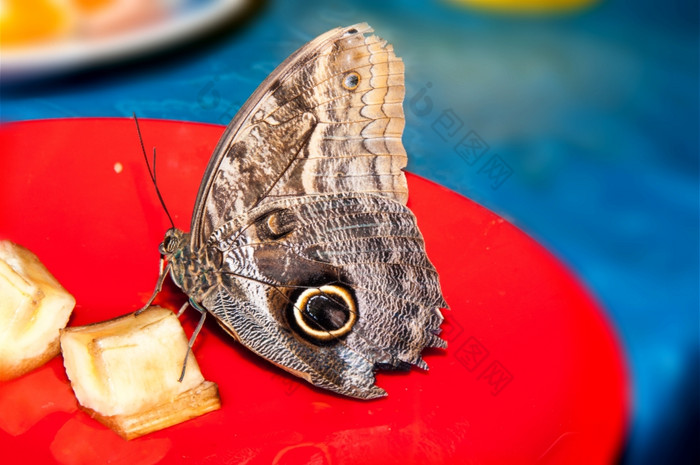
60 306 220 440
0 240 75 381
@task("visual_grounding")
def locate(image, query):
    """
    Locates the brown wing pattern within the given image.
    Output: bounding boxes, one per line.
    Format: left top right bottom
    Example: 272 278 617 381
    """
191 23 407 248
202 194 446 399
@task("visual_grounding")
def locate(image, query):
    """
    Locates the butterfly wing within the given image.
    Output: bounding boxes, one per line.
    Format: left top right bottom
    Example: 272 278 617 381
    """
202 194 446 399
186 24 446 398
190 23 408 249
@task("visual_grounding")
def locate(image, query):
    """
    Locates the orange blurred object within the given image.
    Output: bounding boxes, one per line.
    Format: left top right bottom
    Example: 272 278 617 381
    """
73 0 115 13
0 0 171 49
0 0 75 47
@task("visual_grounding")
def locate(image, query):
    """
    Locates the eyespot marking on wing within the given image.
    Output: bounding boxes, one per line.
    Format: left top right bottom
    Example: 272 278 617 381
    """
291 285 357 341
342 71 361 90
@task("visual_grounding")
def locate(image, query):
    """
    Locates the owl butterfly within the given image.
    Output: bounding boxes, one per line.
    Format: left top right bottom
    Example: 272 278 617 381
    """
143 23 447 399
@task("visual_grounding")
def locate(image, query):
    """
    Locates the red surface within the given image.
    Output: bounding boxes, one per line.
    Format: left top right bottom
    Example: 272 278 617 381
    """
0 118 628 464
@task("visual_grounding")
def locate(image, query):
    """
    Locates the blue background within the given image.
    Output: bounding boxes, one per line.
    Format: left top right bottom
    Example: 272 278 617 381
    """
1 0 698 463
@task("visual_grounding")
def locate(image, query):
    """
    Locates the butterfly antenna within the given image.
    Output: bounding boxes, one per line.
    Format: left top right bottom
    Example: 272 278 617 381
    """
152 146 175 229
133 114 175 229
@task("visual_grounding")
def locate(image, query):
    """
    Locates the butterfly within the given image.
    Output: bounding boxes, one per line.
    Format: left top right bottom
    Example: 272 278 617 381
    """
141 23 447 399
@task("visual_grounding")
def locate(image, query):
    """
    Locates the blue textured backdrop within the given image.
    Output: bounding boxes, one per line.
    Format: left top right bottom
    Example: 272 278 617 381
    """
1 0 698 463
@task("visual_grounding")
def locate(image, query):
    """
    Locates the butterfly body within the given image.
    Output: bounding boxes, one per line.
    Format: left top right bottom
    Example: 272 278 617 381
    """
157 24 447 399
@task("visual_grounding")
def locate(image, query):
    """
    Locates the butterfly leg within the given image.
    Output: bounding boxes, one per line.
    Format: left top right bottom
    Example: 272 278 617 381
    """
176 300 189 317
136 259 171 314
178 299 207 382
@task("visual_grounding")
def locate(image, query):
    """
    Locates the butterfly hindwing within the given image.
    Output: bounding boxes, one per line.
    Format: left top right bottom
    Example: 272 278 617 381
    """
202 194 445 399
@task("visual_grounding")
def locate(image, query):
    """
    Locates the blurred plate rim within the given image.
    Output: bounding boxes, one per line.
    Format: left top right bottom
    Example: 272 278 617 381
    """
0 0 250 79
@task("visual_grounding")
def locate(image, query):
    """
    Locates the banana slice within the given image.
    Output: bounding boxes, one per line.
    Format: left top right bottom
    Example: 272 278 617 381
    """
0 240 75 381
60 306 220 440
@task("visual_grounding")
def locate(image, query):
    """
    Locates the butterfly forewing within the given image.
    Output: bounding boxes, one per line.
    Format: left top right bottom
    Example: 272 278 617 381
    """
190 23 408 249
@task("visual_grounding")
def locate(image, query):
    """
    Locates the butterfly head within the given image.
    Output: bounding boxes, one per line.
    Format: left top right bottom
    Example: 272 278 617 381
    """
159 228 186 258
